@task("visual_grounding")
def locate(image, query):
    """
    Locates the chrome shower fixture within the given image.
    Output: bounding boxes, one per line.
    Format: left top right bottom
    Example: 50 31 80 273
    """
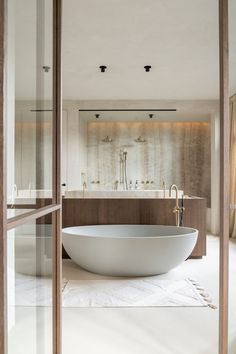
120 150 128 190
134 136 147 143
102 136 113 143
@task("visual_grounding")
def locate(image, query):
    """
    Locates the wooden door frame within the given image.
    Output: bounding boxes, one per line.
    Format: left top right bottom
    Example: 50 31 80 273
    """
0 0 231 354
52 0 62 352
0 1 7 353
219 0 230 353
0 0 62 353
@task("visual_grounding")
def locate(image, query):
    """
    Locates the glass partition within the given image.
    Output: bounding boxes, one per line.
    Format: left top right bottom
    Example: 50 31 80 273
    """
2 0 62 353
7 0 53 219
7 213 53 354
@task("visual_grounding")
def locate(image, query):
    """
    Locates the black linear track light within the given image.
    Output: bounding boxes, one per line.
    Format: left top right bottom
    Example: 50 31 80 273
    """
144 65 152 72
99 65 107 72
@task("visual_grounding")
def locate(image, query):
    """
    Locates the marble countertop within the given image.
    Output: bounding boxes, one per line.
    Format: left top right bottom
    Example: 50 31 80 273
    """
64 189 187 199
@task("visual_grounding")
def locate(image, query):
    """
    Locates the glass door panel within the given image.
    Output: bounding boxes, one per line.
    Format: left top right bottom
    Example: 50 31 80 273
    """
6 0 53 219
7 213 54 354
2 0 62 353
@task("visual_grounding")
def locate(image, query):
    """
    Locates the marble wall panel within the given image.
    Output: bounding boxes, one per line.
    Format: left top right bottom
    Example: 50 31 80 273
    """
87 121 211 205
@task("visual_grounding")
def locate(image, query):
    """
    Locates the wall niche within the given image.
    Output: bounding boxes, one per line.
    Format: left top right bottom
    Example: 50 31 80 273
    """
87 121 211 206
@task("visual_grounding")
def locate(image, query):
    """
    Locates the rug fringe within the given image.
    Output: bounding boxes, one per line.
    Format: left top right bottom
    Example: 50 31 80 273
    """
62 278 68 292
188 278 217 309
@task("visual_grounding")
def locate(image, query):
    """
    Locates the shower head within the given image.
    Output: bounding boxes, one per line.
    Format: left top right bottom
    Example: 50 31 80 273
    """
134 136 147 143
102 136 113 143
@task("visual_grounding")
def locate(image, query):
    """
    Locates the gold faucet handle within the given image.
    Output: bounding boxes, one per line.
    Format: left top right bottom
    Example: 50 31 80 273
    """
173 206 185 213
173 206 182 213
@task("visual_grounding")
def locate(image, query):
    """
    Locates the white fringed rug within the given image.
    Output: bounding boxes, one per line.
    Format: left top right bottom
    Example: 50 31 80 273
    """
14 274 216 308
62 278 216 308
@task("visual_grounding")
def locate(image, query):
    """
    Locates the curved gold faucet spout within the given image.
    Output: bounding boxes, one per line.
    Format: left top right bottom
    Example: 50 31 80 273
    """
169 184 184 227
169 184 179 207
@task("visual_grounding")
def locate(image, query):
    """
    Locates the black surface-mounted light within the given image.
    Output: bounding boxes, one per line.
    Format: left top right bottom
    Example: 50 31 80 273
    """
149 114 154 119
95 114 100 119
43 65 50 73
144 65 152 72
99 65 107 73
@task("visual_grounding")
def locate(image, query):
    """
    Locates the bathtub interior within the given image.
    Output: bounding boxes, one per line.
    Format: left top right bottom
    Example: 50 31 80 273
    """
63 224 197 238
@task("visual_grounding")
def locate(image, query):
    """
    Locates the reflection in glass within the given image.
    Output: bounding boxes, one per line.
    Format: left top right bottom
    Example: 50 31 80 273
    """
7 214 53 354
6 0 53 219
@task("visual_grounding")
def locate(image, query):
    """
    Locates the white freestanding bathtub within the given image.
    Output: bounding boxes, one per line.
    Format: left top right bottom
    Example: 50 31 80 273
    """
62 225 198 276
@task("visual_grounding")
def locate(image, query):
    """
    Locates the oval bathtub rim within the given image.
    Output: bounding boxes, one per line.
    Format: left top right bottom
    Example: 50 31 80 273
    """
62 224 198 240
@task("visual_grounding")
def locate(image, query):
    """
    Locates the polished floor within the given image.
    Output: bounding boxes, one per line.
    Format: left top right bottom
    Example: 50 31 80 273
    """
8 236 236 354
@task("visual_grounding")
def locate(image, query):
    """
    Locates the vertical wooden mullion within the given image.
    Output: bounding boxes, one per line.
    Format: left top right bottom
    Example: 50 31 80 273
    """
52 0 62 353
0 0 7 353
219 0 230 353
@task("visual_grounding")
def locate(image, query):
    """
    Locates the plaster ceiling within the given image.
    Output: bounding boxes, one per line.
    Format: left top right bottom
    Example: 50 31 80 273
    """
15 0 236 101
62 0 219 101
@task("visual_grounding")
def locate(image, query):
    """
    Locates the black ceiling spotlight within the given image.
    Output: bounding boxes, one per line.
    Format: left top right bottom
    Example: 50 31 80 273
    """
43 65 50 73
149 114 154 119
144 65 152 72
95 114 100 119
99 65 107 73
